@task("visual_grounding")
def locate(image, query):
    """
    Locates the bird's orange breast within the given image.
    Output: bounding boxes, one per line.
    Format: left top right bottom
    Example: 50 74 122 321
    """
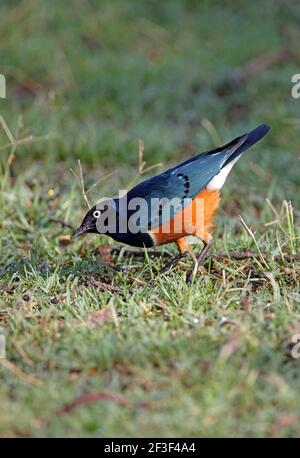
150 189 220 245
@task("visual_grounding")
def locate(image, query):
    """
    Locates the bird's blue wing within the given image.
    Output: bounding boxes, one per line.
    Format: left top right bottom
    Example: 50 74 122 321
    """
124 149 231 230
124 124 270 230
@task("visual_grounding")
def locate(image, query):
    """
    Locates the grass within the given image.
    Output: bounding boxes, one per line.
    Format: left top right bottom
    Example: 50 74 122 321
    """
0 0 300 437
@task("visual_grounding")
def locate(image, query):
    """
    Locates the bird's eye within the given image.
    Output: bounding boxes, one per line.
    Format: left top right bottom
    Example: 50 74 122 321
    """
93 210 101 219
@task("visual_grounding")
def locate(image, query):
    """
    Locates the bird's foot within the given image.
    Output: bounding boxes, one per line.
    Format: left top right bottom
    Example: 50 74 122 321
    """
185 240 212 284
186 264 207 284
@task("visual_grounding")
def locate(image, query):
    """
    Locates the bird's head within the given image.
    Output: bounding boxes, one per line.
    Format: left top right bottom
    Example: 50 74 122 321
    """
72 199 117 239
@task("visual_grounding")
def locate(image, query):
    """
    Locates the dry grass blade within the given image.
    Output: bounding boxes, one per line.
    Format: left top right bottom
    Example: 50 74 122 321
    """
49 218 74 230
201 118 222 146
85 169 117 195
0 359 43 387
0 115 14 144
77 159 91 209
138 138 162 175
70 161 117 209
57 391 131 414
57 390 151 414
239 215 269 269
0 115 55 153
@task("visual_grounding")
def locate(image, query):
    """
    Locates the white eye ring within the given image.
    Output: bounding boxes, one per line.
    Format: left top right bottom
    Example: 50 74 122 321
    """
93 210 101 219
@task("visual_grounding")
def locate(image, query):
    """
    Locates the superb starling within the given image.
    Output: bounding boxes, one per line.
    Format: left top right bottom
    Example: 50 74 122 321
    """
73 124 270 280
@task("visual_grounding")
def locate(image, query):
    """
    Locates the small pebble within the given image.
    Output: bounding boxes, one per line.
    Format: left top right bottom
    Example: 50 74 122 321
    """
59 235 71 246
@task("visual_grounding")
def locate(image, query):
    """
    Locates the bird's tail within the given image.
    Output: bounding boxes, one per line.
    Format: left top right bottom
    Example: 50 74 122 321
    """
223 123 270 167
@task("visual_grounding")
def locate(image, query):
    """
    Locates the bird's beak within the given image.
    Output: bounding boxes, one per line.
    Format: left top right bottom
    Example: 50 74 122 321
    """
72 225 89 240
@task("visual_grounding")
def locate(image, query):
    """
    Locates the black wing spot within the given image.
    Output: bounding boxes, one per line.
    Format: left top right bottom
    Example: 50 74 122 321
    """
177 173 189 181
177 174 190 198
176 172 191 199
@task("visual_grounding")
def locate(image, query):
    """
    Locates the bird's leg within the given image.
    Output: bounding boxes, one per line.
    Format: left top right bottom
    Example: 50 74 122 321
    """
159 251 188 274
186 238 212 284
159 238 188 275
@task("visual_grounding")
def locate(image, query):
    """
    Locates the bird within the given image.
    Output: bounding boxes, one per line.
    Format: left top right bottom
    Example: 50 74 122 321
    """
72 124 270 281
